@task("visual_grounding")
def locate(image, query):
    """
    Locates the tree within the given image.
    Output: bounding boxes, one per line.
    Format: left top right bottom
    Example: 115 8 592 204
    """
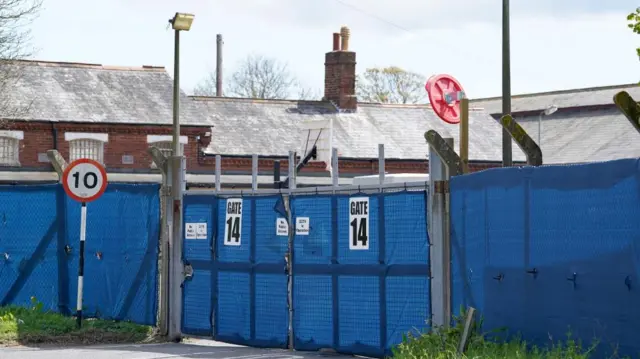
356 66 427 104
0 0 42 127
194 54 319 100
628 7 640 60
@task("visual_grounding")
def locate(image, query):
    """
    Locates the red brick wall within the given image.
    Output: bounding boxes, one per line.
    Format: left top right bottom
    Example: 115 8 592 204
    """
4 121 210 170
2 121 507 175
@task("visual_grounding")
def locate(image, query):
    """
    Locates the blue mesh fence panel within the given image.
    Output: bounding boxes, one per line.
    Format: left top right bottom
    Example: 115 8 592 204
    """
450 158 640 357
292 191 430 358
0 183 159 326
0 184 62 312
65 183 160 325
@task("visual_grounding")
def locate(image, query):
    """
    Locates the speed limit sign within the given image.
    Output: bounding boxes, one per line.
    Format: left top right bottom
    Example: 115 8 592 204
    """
61 158 108 329
62 158 108 203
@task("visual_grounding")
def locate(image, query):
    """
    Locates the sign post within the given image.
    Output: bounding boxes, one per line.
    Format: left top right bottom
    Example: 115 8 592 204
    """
61 158 108 328
425 74 469 173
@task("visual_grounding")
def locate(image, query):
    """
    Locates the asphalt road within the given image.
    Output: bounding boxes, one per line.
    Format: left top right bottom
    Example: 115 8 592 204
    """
0 339 353 359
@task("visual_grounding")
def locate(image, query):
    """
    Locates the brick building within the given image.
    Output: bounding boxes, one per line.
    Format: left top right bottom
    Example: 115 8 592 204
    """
0 29 638 186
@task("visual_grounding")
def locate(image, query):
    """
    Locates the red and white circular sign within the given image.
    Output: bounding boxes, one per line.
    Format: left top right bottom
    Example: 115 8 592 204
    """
425 74 466 124
62 158 108 203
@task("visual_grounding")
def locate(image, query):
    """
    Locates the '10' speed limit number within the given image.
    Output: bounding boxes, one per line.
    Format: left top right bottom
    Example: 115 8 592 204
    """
62 158 108 203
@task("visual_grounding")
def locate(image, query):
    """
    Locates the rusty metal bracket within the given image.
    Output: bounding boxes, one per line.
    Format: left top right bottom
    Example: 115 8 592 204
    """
499 115 543 166
614 91 640 134
424 130 463 176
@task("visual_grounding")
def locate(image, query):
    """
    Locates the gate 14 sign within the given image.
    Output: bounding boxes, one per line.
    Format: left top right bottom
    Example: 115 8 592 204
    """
224 198 242 246
62 158 108 203
349 196 369 250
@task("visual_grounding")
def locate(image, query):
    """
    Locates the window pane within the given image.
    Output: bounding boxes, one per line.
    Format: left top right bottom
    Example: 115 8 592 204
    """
0 137 18 165
70 139 104 163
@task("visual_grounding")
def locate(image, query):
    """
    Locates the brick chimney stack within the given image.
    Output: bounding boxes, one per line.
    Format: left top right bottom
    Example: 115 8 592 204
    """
324 26 357 111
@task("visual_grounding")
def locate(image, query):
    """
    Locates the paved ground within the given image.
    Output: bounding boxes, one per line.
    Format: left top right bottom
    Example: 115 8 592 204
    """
0 339 353 359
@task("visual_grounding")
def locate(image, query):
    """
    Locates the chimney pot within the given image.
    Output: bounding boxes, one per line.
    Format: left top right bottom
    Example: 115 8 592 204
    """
332 33 340 51
340 26 350 51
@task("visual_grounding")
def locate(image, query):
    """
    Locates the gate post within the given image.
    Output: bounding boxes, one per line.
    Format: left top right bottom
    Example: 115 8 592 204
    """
149 147 170 336
286 150 297 350
425 131 456 329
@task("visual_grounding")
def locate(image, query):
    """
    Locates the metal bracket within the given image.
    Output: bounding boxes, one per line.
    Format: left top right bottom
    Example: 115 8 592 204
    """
183 262 193 281
424 130 463 176
499 115 543 166
614 91 640 134
46 150 68 180
148 146 169 174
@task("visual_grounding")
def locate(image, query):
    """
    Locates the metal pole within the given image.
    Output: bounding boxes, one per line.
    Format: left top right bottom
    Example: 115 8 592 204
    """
288 151 296 190
331 148 339 188
168 27 184 341
173 29 181 157
76 202 87 328
538 112 542 147
501 0 513 167
378 144 385 186
216 34 223 97
215 155 221 191
273 160 281 189
459 98 469 173
251 154 258 193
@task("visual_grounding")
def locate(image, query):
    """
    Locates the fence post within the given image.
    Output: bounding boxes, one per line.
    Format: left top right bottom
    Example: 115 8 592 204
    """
46 150 68 180
252 154 258 193
498 115 543 166
378 144 385 189
148 146 170 336
428 137 453 329
332 148 339 189
614 91 640 134
215 155 221 192
286 150 296 350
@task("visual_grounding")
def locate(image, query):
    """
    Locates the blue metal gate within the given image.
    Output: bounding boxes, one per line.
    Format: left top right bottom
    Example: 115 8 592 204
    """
182 194 289 348
182 190 430 357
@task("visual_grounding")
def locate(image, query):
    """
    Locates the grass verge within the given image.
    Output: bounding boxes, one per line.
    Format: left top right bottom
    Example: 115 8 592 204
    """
0 301 157 346
390 310 627 359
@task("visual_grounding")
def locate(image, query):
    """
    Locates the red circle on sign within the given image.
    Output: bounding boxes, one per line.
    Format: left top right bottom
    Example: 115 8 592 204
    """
425 74 465 124
62 158 108 203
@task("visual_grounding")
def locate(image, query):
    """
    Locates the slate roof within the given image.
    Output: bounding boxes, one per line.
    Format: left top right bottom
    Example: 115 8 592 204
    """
515 107 640 164
192 97 527 162
472 83 640 114
0 60 207 126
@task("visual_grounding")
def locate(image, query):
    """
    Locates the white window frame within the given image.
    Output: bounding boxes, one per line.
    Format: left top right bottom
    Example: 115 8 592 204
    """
65 132 108 164
147 135 188 168
0 130 23 166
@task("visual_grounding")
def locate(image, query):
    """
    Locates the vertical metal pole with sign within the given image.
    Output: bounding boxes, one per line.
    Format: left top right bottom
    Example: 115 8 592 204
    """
61 158 108 328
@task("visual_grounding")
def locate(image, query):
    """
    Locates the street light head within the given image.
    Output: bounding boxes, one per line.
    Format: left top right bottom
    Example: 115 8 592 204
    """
169 12 194 31
544 105 558 116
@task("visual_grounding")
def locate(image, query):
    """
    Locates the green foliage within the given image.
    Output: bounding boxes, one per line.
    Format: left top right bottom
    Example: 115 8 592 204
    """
389 309 621 359
628 7 640 60
0 298 153 345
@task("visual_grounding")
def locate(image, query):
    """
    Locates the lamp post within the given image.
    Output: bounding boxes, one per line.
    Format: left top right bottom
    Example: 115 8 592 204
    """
501 0 512 167
167 11 194 342
538 105 558 148
169 12 194 157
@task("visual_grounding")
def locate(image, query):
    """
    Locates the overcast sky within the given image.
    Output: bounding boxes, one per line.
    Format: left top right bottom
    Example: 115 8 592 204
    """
30 0 639 98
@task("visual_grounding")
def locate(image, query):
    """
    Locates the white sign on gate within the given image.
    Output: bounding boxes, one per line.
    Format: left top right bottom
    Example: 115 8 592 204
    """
296 217 310 235
276 218 289 236
224 198 243 246
185 223 197 239
349 196 369 250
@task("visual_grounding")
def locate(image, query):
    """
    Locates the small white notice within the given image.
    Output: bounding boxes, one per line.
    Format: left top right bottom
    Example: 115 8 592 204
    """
196 223 208 239
276 218 289 236
296 217 310 236
185 223 197 240
349 196 370 250
224 198 243 246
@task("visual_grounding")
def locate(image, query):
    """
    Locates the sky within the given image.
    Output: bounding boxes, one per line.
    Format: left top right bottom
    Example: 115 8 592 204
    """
28 0 640 99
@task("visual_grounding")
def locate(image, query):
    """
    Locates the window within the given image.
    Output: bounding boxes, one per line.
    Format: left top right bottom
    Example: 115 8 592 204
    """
147 135 187 168
0 130 23 166
65 132 108 164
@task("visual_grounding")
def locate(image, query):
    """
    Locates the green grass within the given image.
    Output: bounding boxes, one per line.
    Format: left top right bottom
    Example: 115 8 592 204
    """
0 297 156 346
390 310 629 359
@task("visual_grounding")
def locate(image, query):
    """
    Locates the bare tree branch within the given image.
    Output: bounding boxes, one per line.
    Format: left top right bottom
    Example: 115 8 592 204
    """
194 53 319 100
356 66 427 104
0 0 42 128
